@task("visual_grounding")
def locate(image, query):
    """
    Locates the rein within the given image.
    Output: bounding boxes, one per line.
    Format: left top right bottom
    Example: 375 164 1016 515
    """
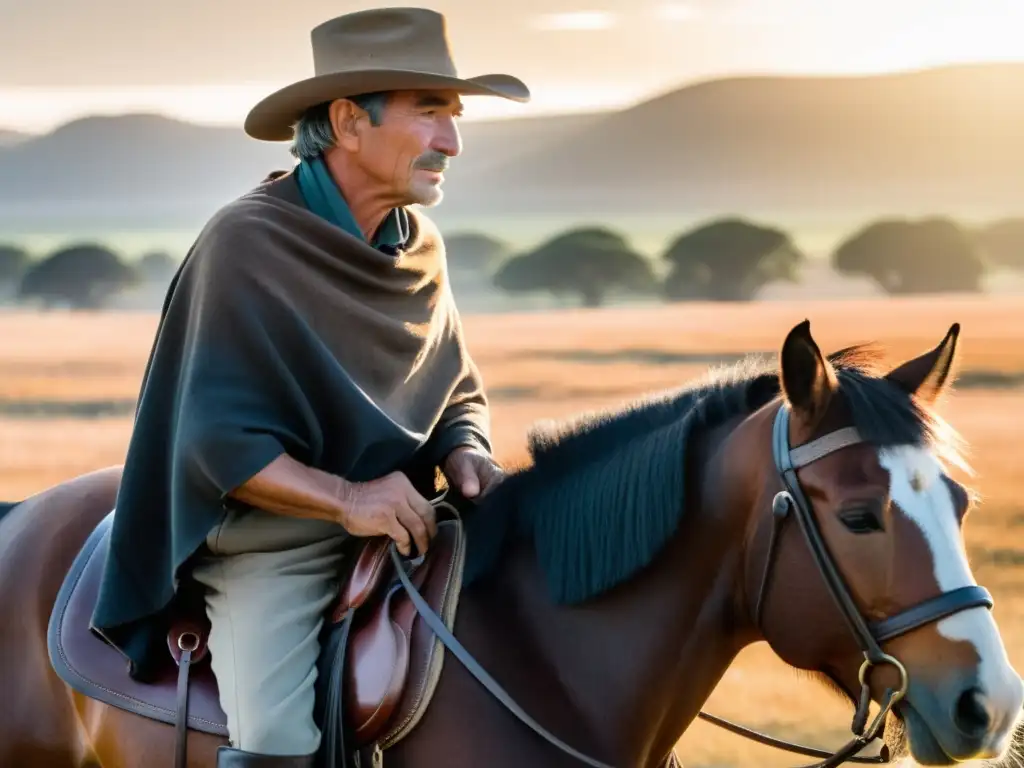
390 536 618 768
392 403 994 767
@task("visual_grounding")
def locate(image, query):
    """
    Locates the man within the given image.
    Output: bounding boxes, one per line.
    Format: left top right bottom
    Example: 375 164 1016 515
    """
90 8 529 766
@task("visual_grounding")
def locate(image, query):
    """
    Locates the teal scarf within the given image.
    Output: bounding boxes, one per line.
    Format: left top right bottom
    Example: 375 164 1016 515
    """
294 155 408 249
295 155 365 241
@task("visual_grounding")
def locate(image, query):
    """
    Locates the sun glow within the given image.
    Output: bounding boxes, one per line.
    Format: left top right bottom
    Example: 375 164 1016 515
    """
2 2 1023 135
531 11 618 31
849 2 1024 71
0 84 279 133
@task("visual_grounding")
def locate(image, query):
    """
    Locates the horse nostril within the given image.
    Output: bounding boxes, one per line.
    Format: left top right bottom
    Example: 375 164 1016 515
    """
953 686 992 738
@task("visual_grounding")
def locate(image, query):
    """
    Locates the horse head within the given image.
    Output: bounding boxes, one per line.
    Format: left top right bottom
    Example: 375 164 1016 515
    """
743 320 1023 765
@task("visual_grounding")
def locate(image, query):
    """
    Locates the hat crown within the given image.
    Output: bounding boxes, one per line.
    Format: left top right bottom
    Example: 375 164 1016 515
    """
310 8 459 78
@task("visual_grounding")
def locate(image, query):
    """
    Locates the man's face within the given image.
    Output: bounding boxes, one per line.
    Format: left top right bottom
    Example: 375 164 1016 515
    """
352 89 463 207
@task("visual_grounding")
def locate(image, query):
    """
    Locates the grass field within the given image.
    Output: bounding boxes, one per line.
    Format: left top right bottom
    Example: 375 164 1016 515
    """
1 295 1022 767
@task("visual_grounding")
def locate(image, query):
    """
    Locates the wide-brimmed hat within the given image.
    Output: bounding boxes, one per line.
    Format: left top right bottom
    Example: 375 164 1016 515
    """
244 7 531 141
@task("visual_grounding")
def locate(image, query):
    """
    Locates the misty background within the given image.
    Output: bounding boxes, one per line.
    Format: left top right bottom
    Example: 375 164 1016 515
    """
2 0 1024 313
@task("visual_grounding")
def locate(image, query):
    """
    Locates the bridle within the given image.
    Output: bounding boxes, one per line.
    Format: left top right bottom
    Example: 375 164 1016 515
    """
712 403 994 767
390 403 995 768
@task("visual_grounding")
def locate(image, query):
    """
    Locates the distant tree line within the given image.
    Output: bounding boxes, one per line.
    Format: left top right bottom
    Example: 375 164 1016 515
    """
0 243 179 309
443 215 1024 307
2 214 1022 310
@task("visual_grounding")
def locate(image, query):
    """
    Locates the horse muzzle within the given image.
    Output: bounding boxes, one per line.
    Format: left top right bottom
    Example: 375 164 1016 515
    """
898 671 1024 765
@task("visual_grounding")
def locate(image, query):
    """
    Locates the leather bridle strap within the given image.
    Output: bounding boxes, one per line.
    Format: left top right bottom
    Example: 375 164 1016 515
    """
755 423 866 630
770 407 994 658
696 711 887 765
870 586 993 643
789 427 863 467
772 408 889 664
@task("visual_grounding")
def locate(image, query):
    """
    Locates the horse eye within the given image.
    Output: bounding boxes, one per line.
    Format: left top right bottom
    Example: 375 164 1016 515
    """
839 505 884 534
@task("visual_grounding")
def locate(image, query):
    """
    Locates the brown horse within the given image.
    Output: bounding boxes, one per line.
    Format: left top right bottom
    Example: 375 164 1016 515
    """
2 319 1023 768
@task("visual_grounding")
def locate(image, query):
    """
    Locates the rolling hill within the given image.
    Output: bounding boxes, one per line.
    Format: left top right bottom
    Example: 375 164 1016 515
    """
1 62 1022 231
0 129 29 147
444 62 1024 218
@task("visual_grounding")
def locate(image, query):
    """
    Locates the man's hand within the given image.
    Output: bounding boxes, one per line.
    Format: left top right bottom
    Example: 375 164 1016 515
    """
442 446 505 500
339 471 437 557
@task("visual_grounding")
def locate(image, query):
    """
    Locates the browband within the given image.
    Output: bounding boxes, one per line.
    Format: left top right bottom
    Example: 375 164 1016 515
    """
790 426 863 468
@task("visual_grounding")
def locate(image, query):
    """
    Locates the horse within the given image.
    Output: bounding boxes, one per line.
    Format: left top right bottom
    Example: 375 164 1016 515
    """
1 319 1022 768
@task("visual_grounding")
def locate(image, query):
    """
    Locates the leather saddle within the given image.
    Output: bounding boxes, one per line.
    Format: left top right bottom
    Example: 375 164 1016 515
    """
47 507 467 767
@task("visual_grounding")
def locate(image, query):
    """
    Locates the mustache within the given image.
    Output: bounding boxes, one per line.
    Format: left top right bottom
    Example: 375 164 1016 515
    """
413 150 450 172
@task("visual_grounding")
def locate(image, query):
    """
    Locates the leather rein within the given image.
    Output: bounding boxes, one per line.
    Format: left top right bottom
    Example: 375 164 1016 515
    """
391 403 994 767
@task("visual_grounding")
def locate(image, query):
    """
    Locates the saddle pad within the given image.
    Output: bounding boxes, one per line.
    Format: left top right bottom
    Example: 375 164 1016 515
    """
47 512 228 736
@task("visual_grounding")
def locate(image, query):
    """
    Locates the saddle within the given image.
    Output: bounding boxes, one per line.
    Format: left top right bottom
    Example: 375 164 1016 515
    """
47 507 467 768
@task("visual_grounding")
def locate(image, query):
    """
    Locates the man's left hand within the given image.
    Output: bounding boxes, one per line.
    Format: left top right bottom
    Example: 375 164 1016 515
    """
443 446 505 500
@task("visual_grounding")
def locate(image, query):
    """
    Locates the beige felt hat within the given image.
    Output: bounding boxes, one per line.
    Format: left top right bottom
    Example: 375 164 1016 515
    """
244 7 531 141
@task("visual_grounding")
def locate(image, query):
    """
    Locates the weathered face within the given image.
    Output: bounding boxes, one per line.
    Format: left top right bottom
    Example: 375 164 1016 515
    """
762 321 1023 765
340 88 463 207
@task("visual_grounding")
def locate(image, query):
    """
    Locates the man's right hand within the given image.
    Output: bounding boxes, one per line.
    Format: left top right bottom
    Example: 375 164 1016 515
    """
338 471 437 557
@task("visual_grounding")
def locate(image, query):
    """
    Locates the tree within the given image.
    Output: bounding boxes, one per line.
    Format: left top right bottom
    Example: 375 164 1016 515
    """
137 250 180 285
492 226 657 307
975 218 1024 270
0 244 30 284
661 218 805 301
832 217 985 294
18 243 139 309
443 232 510 274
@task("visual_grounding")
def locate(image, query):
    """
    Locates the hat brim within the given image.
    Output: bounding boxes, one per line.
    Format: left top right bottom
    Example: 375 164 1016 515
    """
244 69 531 141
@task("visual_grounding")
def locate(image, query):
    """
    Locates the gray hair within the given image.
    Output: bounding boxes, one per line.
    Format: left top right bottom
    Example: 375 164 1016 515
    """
289 92 391 160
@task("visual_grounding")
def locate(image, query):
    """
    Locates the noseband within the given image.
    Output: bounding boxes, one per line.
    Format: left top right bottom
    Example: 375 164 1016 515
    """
390 404 995 768
725 404 994 767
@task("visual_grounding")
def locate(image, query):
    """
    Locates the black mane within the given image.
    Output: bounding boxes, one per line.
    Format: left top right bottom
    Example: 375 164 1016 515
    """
462 346 960 604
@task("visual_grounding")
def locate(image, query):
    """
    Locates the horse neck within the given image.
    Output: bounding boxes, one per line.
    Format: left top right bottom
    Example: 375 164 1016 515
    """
479 414 764 766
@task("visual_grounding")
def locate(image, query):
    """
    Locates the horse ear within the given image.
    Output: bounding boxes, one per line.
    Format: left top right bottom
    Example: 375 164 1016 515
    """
885 323 960 404
780 319 838 430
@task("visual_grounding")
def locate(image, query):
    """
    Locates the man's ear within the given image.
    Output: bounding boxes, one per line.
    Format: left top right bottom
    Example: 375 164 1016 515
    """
779 319 838 434
885 323 960 404
329 99 362 153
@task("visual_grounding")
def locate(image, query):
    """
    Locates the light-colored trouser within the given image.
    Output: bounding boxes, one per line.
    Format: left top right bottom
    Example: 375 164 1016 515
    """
189 507 350 755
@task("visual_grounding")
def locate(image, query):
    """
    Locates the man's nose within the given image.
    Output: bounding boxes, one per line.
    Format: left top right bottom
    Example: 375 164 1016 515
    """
433 119 462 158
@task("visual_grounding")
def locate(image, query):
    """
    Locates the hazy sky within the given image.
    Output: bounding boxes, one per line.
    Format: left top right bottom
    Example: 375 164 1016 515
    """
2 0 1023 132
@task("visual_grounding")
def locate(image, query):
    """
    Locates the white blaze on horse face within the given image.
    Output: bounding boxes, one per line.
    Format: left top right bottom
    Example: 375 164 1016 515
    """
879 445 1024 747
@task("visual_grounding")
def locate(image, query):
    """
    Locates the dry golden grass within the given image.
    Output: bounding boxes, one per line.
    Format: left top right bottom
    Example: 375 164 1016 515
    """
1 295 1023 767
